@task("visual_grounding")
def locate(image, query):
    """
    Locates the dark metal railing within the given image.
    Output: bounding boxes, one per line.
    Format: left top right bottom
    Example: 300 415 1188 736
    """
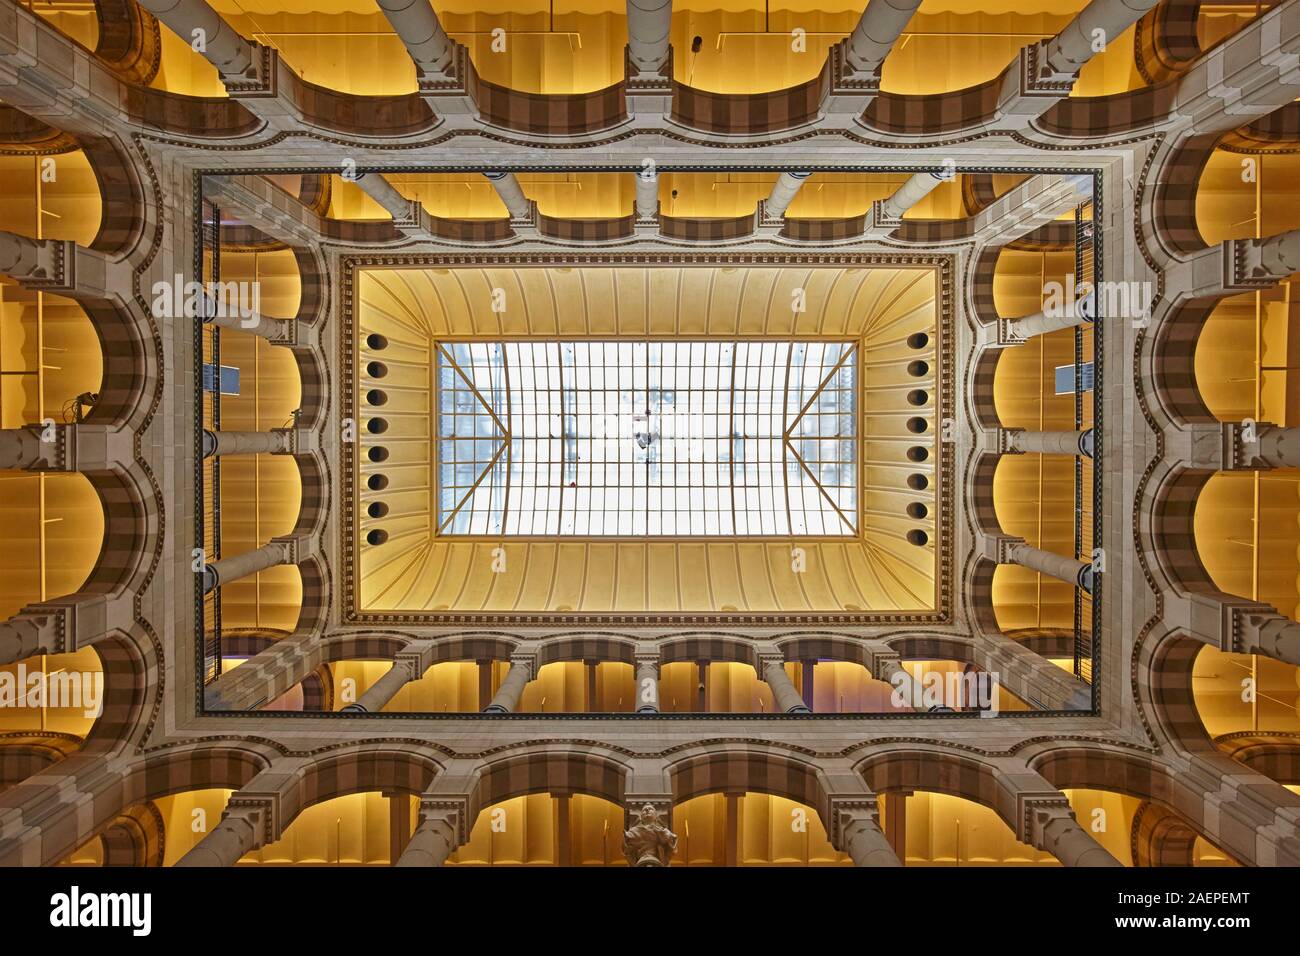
200 202 223 684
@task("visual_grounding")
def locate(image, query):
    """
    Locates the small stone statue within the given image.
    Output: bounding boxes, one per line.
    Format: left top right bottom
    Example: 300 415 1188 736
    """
623 803 677 867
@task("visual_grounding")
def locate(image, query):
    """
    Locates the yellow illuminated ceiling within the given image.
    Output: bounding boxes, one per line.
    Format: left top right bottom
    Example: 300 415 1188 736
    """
118 0 1162 98
352 262 941 617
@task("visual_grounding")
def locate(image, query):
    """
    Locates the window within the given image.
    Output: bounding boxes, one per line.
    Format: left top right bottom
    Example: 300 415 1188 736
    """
436 339 858 536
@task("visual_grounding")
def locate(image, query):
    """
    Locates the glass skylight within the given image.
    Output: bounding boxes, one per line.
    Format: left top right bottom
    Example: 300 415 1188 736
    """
436 340 857 536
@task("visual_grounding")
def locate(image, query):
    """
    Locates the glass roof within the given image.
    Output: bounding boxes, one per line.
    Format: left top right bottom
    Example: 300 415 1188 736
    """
436 339 858 536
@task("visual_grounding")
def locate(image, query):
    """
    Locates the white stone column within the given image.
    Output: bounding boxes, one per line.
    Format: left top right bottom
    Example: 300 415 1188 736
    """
175 806 265 866
1026 799 1122 866
353 173 414 220
201 429 292 458
1007 541 1094 593
203 540 294 592
135 0 254 76
760 656 811 714
764 172 811 219
635 172 659 220
342 661 414 713
483 655 535 713
635 654 661 712
626 0 672 75
880 171 948 221
396 803 465 866
844 0 923 76
1005 428 1094 458
484 172 531 220
1045 0 1162 75
374 0 454 76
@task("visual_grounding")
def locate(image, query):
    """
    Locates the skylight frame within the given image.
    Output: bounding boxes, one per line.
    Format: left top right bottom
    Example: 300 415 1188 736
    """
433 337 862 539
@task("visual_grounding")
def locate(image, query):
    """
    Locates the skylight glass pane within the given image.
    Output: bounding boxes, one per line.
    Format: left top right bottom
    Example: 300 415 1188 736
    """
435 339 858 537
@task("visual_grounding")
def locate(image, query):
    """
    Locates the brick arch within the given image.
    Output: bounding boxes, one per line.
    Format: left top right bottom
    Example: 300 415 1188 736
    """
964 554 1001 639
426 633 521 665
79 136 146 258
132 743 277 802
966 245 1001 327
469 746 629 817
1138 627 1213 751
1026 744 1174 802
668 744 833 825
772 634 870 667
1036 84 1178 139
883 632 977 663
85 626 158 748
962 174 999 216
862 74 1003 137
320 631 410 663
969 349 1002 430
657 634 760 668
294 555 330 641
1220 103 1300 154
1214 732 1300 785
0 732 82 789
0 105 79 154
290 746 442 813
1130 800 1198 867
1134 0 1203 86
1146 133 1218 260
1150 297 1220 424
1143 464 1220 599
80 298 156 431
292 452 328 540
93 0 162 86
852 746 1022 835
534 634 638 666
968 452 1002 537
671 75 823 136
78 466 155 601
293 348 327 432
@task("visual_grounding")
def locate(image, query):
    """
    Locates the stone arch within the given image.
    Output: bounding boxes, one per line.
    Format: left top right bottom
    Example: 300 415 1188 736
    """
667 743 833 826
469 745 630 819
658 633 760 668
534 634 638 667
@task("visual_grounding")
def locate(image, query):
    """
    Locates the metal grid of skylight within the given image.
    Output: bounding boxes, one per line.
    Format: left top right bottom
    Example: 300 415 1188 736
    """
435 340 857 536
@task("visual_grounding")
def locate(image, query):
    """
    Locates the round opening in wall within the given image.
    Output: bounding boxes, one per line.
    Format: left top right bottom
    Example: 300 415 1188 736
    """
907 389 929 407
367 418 388 434
906 417 929 434
367 446 389 463
367 502 389 518
366 361 388 378
906 529 929 546
907 360 929 377
366 529 388 546
906 446 929 462
366 333 389 350
366 389 387 406
367 474 389 491
907 502 929 519
907 473 929 490
907 332 929 350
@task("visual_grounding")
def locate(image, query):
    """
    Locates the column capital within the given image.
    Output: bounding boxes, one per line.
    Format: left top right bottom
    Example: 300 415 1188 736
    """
825 793 881 851
394 639 437 677
505 651 538 680
416 794 471 846
1221 235 1299 293
222 790 284 847
1017 791 1076 848
997 41 1077 122
0 423 134 473
982 533 1024 566
1165 421 1252 470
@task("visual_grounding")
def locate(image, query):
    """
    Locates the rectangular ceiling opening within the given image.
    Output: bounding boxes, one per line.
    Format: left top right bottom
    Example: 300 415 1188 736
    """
436 339 859 537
